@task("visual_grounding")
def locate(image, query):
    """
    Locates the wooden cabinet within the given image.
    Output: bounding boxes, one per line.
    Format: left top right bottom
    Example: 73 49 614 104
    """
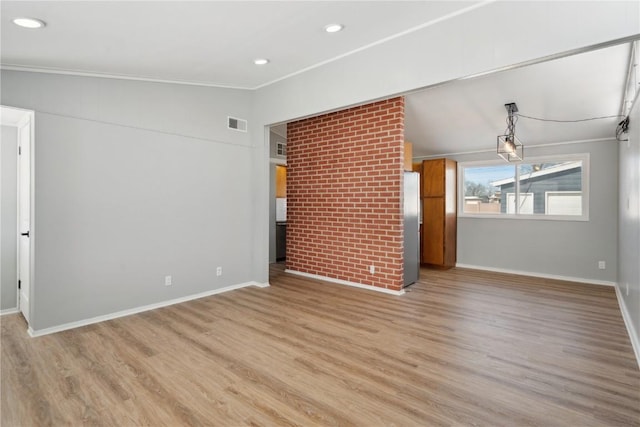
422 158 445 197
404 142 413 171
275 165 287 198
421 159 457 268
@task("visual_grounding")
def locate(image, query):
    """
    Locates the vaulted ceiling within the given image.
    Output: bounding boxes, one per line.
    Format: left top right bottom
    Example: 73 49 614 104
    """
404 42 633 157
1 1 636 157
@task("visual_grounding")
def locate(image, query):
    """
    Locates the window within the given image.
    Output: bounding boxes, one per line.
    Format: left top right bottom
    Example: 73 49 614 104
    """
458 154 589 220
276 142 287 157
506 193 533 214
546 191 582 215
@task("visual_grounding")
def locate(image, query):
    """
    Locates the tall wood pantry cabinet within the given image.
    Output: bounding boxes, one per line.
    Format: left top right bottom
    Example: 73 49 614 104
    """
421 158 457 268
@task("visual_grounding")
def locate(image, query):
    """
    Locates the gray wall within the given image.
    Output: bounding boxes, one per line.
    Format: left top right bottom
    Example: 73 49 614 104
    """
618 99 640 350
1 125 18 310
1 70 253 331
449 141 617 283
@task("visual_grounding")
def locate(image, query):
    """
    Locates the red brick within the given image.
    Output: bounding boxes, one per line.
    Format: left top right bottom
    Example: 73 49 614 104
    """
287 97 404 290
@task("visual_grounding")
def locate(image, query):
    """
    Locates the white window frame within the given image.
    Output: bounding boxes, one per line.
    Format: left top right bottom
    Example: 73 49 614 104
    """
457 153 589 221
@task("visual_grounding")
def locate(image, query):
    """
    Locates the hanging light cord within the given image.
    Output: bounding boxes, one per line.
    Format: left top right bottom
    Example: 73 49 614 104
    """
515 113 624 123
505 111 518 137
616 116 630 141
515 112 629 142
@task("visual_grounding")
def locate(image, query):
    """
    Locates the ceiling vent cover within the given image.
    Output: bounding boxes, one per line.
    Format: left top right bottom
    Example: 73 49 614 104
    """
228 116 248 132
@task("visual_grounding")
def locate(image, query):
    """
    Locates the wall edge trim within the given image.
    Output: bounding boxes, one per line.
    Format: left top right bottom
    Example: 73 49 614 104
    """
252 282 271 288
26 281 267 337
414 138 616 160
0 65 252 90
615 284 640 370
285 269 405 295
455 263 616 287
0 307 19 316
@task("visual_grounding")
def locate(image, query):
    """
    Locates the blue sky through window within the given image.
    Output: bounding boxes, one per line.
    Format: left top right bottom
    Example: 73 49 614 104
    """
464 165 514 190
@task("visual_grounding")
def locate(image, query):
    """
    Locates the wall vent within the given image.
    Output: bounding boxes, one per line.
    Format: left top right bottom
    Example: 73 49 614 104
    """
227 116 247 132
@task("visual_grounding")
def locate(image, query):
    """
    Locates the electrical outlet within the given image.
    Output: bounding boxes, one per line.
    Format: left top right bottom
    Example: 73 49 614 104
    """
369 265 375 274
598 261 606 270
165 275 172 286
216 266 222 277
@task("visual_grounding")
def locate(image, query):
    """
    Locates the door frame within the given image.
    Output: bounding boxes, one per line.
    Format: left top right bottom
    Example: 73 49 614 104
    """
1 105 35 327
17 110 34 325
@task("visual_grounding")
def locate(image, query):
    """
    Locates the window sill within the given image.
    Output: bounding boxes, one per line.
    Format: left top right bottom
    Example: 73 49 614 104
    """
458 213 589 222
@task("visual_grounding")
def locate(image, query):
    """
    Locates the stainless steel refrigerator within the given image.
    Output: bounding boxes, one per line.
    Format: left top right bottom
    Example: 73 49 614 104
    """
404 171 420 287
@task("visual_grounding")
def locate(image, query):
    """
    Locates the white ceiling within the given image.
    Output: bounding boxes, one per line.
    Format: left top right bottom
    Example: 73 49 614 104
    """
405 42 632 157
276 42 633 157
0 1 635 156
0 1 477 89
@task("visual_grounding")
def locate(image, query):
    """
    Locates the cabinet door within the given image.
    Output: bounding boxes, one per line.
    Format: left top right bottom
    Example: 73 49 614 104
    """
276 165 287 198
404 142 413 171
422 159 445 197
422 197 444 265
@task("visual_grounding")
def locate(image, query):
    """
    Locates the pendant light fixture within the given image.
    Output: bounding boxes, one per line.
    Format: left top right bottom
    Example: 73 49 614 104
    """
497 102 523 162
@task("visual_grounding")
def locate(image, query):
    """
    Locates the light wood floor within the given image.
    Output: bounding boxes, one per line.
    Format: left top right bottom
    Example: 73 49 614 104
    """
2 265 639 426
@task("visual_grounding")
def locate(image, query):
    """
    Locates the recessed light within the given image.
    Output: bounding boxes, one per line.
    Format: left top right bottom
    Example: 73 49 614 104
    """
324 24 344 33
13 17 46 29
253 58 270 65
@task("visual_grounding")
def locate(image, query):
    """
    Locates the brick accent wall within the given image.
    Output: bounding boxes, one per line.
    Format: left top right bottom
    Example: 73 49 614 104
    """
286 97 405 291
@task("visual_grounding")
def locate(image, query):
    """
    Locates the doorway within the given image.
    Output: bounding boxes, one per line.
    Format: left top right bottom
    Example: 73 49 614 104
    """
268 125 287 266
275 164 287 262
1 105 34 325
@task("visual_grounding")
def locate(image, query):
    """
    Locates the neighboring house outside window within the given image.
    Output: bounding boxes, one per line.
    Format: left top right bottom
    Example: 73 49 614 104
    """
459 154 589 221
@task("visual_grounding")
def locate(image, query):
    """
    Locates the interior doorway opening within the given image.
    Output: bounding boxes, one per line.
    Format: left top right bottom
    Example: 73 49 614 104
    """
0 105 34 327
268 124 287 268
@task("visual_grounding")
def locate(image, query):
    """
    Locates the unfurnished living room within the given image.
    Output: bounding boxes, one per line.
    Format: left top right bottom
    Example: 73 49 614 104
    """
1 1 639 426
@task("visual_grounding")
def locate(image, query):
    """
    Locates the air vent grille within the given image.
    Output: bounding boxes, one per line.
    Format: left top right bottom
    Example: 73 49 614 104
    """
228 116 247 132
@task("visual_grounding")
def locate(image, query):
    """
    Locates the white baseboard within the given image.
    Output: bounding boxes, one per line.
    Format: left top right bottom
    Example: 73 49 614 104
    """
614 284 640 370
0 307 19 316
27 281 268 338
252 282 270 288
455 263 616 287
285 269 405 295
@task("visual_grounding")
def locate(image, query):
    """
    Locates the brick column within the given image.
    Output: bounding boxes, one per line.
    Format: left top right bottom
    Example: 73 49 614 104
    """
286 97 405 291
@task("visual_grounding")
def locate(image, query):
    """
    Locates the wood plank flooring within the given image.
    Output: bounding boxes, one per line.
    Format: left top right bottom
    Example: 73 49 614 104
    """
2 265 639 426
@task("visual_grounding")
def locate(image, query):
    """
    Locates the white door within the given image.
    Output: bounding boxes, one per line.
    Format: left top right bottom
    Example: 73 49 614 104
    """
17 116 31 322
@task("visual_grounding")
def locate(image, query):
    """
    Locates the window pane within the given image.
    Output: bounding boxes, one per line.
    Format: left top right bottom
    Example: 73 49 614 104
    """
546 191 582 215
463 165 513 214
517 161 582 215
459 156 587 219
506 193 533 214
